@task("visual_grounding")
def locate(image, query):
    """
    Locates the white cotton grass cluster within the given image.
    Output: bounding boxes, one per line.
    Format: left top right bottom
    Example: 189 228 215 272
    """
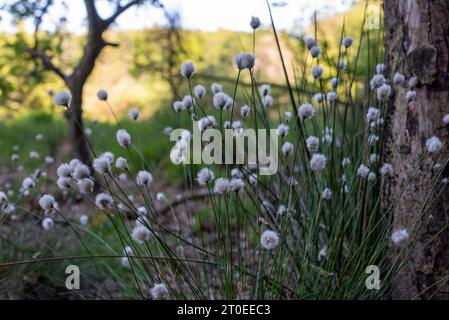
240 105 250 117
39 194 55 211
310 45 321 58
194 84 206 98
391 228 409 245
262 95 273 108
311 66 324 79
93 156 111 174
116 157 129 170
370 74 386 89
357 164 370 178
276 123 289 137
197 115 216 131
42 217 54 231
213 177 231 195
393 72 405 85
306 136 320 153
211 83 222 94
95 193 113 211
132 225 152 244
116 129 131 147
260 84 271 96
197 168 215 186
281 142 294 156
376 83 392 101
380 163 393 176
260 230 279 250
305 37 316 50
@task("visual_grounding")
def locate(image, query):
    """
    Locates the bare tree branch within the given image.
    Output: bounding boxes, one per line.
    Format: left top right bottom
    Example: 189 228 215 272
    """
24 48 68 83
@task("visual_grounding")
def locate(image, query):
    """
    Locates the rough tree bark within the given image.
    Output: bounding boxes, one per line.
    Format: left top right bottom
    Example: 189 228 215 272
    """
383 0 449 299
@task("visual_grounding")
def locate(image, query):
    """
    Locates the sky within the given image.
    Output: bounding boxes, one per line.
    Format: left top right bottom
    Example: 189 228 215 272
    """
0 0 356 34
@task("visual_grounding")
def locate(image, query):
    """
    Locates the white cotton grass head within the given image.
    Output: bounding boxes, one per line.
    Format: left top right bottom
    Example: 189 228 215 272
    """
95 193 113 211
311 65 324 79
370 74 386 89
368 172 377 182
426 136 443 153
330 77 339 89
306 136 320 153
116 157 129 170
305 37 316 50
368 134 379 146
297 103 315 120
213 178 230 195
338 60 346 71
229 178 245 192
240 105 250 117
260 84 271 97
96 89 108 101
366 107 380 123
234 53 255 70
369 153 379 164
393 72 405 85
181 95 195 111
309 154 327 171
327 91 337 103
213 92 227 109
198 115 216 131
281 142 294 156
313 93 324 103
342 36 353 48
30 151 39 159
380 163 393 176
310 45 321 58
131 225 151 244
276 123 289 137
39 194 55 211
156 192 166 202
42 217 54 231
79 214 89 225
128 108 139 121
260 230 279 250
376 83 392 101
45 156 54 164
391 228 409 245
376 63 386 74
22 177 35 190
77 178 94 194
357 164 370 178
341 157 351 167
172 101 182 113
116 129 131 147
262 95 273 108
136 170 153 188
180 61 196 79
57 177 70 190
36 133 43 141
150 283 169 300
197 168 215 186
406 90 416 102
73 163 90 180
211 83 222 94
53 90 72 107
321 188 332 200
250 16 261 29
194 84 206 98
93 157 111 174
284 111 292 122
100 152 114 164
408 76 418 88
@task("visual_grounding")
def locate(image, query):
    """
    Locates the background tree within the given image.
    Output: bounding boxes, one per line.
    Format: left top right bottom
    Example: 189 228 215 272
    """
383 0 449 299
3 0 164 164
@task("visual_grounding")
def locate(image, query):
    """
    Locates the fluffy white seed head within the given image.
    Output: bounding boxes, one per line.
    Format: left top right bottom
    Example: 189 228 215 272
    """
408 76 418 88
22 177 35 190
95 193 113 211
369 153 379 164
310 154 327 171
370 74 386 89
406 90 416 102
240 105 250 117
393 72 405 85
366 107 380 123
57 163 72 178
136 170 153 187
341 157 351 167
53 90 72 107
128 108 140 121
181 95 195 111
250 16 261 29
198 115 216 131
298 103 315 120
313 93 325 103
342 36 353 48
281 142 294 156
310 45 321 58
229 178 245 192
79 214 89 225
327 91 337 103
260 230 279 250
211 83 222 94
194 84 206 98
77 178 94 194
380 163 393 176
260 84 271 97
322 188 332 200
306 136 320 153
93 157 111 174
305 37 316 49
197 168 215 186
376 63 386 74
235 53 255 70
150 283 169 300
330 77 339 89
391 228 409 245
276 123 289 137
284 111 292 122
57 177 70 190
213 178 230 195
262 95 273 108
73 164 90 180
156 192 166 202
97 89 108 101
131 225 151 244
42 217 54 231
116 157 129 170
116 129 131 147
39 194 55 210
311 65 324 79
180 61 196 79
357 164 370 178
368 172 377 181
213 92 227 109
426 136 443 153
376 84 392 101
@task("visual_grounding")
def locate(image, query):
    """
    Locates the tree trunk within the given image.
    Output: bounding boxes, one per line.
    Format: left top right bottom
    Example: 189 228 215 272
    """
67 83 92 165
383 0 449 299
